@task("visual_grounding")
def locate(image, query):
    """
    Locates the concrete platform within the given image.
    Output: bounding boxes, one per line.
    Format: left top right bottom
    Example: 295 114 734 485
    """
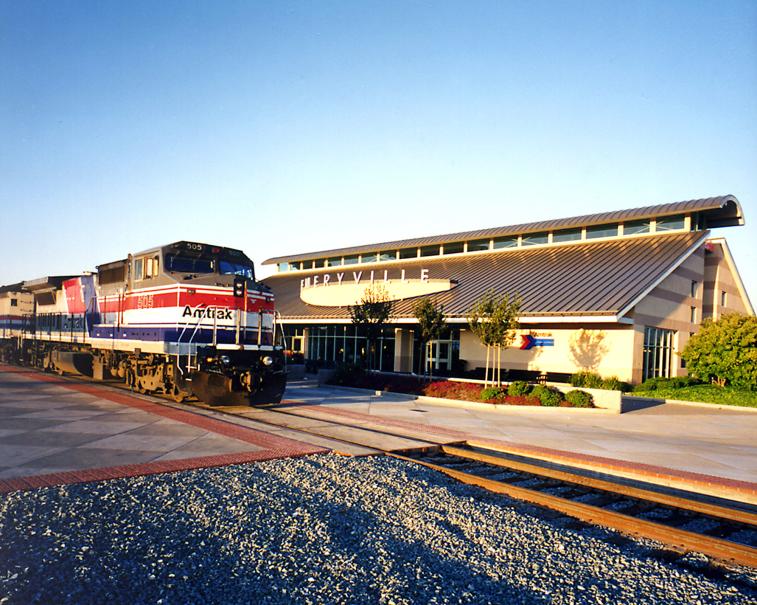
276 381 757 502
0 367 326 493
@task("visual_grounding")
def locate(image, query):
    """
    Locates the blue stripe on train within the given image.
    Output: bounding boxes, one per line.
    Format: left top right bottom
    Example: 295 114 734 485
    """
91 325 272 345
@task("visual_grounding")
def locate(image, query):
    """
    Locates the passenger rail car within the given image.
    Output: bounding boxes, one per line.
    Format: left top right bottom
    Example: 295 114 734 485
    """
0 241 286 405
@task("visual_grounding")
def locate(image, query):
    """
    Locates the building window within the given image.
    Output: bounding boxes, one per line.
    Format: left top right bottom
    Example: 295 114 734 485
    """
420 245 439 257
10 299 17 307
442 242 464 255
343 256 359 266
656 214 686 231
586 224 618 239
399 248 417 259
361 253 377 264
277 262 289 272
467 239 490 252
327 257 342 267
624 219 651 235
378 251 397 262
289 261 302 271
521 232 549 246
643 327 675 381
552 228 582 243
690 306 697 323
492 236 518 249
690 281 698 298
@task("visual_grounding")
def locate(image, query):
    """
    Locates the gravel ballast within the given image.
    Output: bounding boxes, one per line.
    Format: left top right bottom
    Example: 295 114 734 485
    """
1 454 754 604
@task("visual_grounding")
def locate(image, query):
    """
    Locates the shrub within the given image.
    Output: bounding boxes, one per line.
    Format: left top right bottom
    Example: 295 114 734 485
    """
634 376 703 392
681 313 757 389
481 387 507 402
570 371 603 389
600 376 631 392
508 381 532 397
531 385 564 407
565 389 593 407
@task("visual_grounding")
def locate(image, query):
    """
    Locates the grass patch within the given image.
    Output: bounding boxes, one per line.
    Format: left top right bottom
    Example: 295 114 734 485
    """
631 384 757 408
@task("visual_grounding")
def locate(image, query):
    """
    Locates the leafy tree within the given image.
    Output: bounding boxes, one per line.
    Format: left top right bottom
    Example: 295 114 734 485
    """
348 284 393 370
412 299 446 377
467 290 521 387
681 313 757 389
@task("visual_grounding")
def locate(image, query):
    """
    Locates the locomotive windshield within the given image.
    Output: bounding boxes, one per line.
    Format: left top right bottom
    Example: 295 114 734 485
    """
218 260 254 279
165 255 214 274
163 243 255 280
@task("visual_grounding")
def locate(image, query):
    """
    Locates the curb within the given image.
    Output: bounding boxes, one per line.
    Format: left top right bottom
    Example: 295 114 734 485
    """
623 395 757 413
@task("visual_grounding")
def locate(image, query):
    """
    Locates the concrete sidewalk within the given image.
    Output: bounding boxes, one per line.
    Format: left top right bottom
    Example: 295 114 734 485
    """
0 367 324 492
281 382 757 485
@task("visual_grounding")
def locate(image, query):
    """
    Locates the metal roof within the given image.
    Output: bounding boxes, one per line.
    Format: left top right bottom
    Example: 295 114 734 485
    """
263 231 708 321
263 195 742 265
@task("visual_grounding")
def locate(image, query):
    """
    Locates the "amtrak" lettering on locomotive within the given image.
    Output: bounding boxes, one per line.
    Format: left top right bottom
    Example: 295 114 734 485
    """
182 306 234 320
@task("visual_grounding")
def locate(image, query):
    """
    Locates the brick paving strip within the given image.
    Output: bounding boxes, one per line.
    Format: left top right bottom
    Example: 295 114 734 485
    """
287 403 757 503
0 366 327 494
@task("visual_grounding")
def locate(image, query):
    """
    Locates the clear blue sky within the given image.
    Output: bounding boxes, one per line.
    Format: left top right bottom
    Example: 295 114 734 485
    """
1 1 755 301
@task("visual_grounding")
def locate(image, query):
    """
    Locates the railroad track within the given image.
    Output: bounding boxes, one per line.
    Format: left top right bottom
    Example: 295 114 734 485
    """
391 444 757 569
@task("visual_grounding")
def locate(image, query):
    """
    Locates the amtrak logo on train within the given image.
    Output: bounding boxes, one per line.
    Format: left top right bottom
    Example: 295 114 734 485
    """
181 305 234 320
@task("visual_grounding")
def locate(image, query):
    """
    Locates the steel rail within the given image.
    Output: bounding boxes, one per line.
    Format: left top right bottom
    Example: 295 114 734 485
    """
389 452 757 568
441 445 757 527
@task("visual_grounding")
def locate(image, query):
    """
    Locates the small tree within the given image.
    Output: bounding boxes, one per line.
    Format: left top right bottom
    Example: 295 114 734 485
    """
467 290 520 387
681 313 757 389
413 299 446 377
348 284 393 370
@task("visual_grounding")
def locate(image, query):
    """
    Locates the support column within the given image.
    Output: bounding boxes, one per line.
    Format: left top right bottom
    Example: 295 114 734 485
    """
394 328 415 373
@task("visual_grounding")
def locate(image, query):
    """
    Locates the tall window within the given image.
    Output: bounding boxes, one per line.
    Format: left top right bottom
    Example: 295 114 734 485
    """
643 327 675 381
690 281 698 298
721 291 727 307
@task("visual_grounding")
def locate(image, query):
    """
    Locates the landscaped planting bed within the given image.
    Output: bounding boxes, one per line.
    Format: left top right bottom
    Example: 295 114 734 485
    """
327 369 595 408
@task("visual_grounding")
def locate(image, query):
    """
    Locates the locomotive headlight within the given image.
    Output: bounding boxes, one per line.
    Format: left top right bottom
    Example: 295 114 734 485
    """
261 355 274 366
219 355 231 365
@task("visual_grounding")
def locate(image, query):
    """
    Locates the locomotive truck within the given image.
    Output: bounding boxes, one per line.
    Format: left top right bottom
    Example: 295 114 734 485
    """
0 241 286 405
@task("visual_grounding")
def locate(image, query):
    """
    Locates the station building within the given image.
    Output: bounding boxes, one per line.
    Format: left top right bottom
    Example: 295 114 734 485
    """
262 196 753 384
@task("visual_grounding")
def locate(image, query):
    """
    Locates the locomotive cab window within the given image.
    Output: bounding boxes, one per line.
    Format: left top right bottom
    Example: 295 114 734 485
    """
219 260 254 280
143 256 159 279
165 254 214 274
134 258 144 281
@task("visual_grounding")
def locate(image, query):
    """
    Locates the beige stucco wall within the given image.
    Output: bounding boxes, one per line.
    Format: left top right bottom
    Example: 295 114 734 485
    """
703 241 750 319
630 245 705 381
459 324 636 381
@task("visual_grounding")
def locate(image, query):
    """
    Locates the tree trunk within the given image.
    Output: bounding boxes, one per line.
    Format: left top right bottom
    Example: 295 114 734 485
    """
485 345 490 388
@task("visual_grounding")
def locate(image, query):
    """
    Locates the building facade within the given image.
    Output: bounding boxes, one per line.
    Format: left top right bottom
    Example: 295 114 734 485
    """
262 196 752 384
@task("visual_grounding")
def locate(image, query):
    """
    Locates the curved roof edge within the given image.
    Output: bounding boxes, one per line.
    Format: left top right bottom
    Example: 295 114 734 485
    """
263 194 744 265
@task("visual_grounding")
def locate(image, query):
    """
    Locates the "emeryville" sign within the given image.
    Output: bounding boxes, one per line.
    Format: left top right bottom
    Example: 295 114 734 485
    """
299 268 455 307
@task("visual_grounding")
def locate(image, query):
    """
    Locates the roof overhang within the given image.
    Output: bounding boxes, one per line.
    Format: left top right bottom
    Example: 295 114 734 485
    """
263 195 745 266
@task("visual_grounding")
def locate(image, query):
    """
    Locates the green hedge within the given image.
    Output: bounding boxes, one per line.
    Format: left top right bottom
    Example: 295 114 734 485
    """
565 389 593 407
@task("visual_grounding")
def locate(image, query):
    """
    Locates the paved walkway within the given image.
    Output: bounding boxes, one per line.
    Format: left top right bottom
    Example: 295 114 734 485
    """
281 382 757 485
0 367 324 492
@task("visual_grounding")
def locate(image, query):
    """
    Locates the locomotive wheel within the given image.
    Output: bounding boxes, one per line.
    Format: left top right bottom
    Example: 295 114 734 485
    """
171 386 187 403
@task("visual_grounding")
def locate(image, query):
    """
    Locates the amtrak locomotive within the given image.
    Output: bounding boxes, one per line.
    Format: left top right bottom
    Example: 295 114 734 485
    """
0 241 286 405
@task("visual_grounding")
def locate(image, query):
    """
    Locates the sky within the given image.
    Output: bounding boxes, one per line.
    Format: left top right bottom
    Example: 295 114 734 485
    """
1 1 756 302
